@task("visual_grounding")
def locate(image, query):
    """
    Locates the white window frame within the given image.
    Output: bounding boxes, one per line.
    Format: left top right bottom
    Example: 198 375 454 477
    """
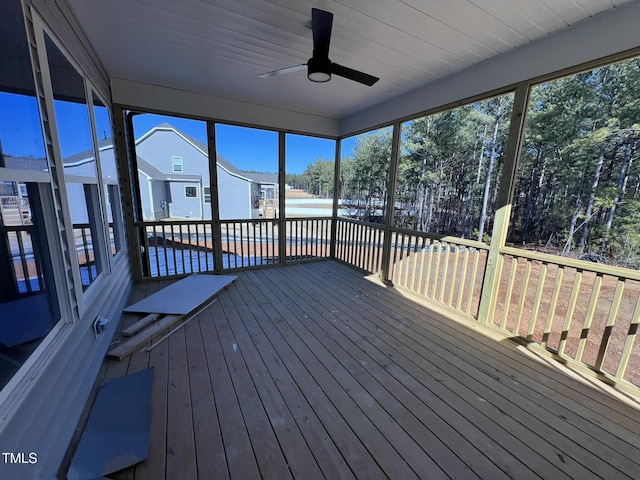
172 155 183 172
185 185 198 198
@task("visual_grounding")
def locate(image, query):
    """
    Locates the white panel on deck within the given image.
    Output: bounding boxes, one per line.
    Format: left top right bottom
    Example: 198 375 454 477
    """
124 274 236 314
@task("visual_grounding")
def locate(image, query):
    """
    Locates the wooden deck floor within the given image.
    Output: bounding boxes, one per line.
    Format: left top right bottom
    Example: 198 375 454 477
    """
99 260 640 479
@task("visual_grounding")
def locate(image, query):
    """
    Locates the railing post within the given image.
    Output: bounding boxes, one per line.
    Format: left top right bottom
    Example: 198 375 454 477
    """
278 131 287 265
207 121 224 272
477 84 531 323
330 138 341 259
381 122 402 282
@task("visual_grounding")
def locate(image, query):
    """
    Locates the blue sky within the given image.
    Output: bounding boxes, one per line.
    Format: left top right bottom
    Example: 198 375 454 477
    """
1 93 358 174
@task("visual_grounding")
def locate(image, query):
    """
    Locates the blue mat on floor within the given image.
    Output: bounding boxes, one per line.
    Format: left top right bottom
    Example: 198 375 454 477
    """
67 368 154 480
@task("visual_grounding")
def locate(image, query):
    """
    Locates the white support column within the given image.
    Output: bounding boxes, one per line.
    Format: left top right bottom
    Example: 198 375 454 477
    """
477 84 531 323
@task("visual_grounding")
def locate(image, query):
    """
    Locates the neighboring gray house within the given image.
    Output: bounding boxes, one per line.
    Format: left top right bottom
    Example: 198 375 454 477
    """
63 123 279 221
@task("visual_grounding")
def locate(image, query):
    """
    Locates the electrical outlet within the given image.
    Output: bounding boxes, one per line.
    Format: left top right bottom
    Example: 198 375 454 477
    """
93 317 109 336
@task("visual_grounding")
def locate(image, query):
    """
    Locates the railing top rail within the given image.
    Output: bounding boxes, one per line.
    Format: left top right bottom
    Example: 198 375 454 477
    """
133 220 212 227
500 245 640 282
337 217 385 228
389 226 490 250
282 216 332 222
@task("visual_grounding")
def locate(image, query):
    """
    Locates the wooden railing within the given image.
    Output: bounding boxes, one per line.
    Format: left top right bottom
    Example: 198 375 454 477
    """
220 219 279 269
136 217 332 277
494 246 640 386
334 218 385 273
387 228 489 319
137 220 216 277
129 215 640 388
285 217 332 262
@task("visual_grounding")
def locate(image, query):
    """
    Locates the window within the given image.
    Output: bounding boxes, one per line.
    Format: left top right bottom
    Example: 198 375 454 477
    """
203 186 211 204
172 156 183 172
185 186 197 198
0 0 60 389
93 92 123 256
46 34 105 290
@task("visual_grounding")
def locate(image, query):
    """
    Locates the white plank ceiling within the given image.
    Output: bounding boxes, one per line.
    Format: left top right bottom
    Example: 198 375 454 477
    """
67 0 633 120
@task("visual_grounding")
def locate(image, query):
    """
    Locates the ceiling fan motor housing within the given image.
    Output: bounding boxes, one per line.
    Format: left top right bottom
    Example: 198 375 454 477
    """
307 56 332 82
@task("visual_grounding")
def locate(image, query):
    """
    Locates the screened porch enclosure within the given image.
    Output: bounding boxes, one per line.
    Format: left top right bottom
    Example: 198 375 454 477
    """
117 77 640 394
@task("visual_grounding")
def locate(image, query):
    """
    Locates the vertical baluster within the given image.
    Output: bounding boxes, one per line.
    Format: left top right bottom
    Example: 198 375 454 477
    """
226 223 232 269
616 292 640 380
527 262 548 340
457 247 470 312
258 221 264 265
379 227 385 274
396 233 405 285
267 220 271 264
186 224 193 273
179 225 186 273
204 223 211 271
252 221 257 266
311 219 316 258
500 257 519 330
409 235 419 291
349 222 355 266
448 244 460 306
513 259 532 335
575 273 603 364
308 218 312 259
357 223 363 268
423 239 433 297
431 241 442 299
595 279 625 371
558 270 583 356
542 266 565 348
417 237 427 294
438 242 451 302
466 249 481 317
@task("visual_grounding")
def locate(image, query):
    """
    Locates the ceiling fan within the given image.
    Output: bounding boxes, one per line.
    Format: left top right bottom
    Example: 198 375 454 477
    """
258 8 379 86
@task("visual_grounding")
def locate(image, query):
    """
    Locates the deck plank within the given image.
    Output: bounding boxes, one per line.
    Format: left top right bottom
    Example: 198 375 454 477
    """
243 269 432 480
302 261 640 478
184 315 229 479
87 261 640 480
272 264 526 478
198 306 261 479
132 279 169 480
232 274 381 479
165 327 197 480
211 297 294 479
299 261 640 478
216 288 325 479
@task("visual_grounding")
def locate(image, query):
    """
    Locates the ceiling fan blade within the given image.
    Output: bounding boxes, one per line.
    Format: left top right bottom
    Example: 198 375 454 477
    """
331 63 379 86
258 64 306 79
311 8 333 59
